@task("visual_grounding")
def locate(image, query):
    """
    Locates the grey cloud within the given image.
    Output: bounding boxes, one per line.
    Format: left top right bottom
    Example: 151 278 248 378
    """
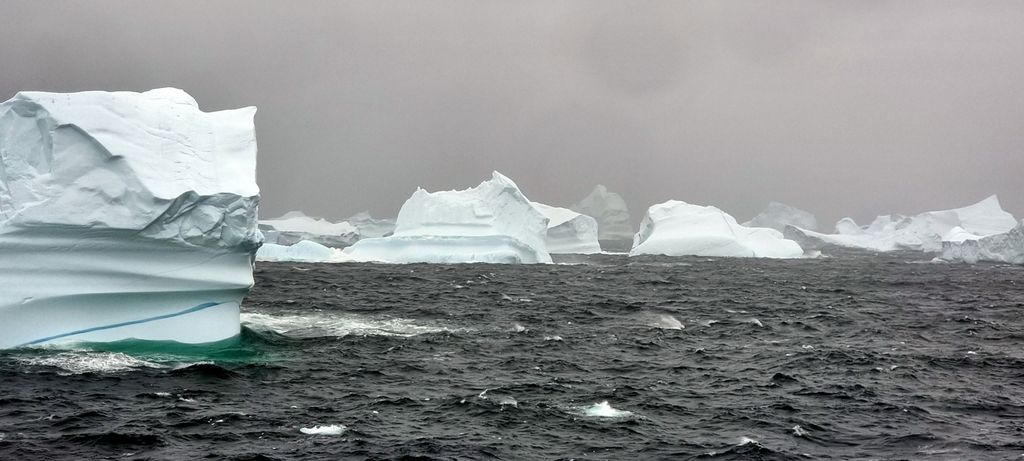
1 1 1021 228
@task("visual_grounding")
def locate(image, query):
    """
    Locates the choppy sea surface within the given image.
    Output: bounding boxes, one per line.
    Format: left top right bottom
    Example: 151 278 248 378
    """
2 253 1024 460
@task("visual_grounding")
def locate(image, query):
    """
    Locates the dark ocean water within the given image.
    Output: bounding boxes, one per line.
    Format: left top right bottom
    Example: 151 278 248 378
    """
2 253 1024 460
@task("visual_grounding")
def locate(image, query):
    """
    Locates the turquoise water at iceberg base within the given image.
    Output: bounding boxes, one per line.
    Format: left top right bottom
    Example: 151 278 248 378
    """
2 252 1024 460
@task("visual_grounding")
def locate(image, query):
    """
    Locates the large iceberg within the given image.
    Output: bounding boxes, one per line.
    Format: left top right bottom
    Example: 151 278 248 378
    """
743 202 818 232
941 221 1024 264
345 211 396 238
531 202 601 254
0 89 260 348
784 196 1016 253
344 172 552 264
630 200 805 258
572 185 633 242
260 211 359 248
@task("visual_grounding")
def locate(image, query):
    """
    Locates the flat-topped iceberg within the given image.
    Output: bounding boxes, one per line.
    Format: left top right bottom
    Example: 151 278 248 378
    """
531 202 601 254
257 240 349 263
345 211 396 239
260 211 359 248
344 172 552 264
784 196 1016 253
941 221 1024 264
0 88 260 348
630 200 804 258
744 202 818 232
572 185 633 242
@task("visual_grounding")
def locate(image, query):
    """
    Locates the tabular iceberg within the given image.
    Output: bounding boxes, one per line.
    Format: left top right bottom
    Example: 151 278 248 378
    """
572 185 633 242
531 202 601 254
941 221 1024 264
743 202 818 232
257 240 349 263
784 196 1016 253
344 172 552 264
260 211 360 248
345 211 396 238
630 200 805 258
0 89 260 348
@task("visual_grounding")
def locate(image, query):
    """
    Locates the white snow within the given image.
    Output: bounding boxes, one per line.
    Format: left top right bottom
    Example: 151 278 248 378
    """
941 220 1024 264
531 202 602 254
0 88 260 348
260 211 359 248
630 201 805 258
572 185 633 241
743 202 818 232
256 240 351 263
344 172 552 264
784 196 1016 253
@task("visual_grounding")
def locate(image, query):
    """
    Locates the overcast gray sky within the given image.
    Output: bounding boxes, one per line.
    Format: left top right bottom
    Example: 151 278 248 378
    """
2 1 1022 228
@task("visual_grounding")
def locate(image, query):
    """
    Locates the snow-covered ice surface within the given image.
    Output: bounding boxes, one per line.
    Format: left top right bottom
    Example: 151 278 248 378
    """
0 88 260 348
784 196 1017 253
743 201 818 232
630 200 805 258
941 221 1024 265
531 202 601 254
344 172 552 264
259 211 359 248
572 185 633 241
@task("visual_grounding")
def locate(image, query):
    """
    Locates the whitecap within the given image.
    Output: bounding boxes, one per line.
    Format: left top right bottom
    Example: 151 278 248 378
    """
241 312 450 338
653 314 684 330
580 401 634 418
300 424 346 435
744 318 764 327
15 351 162 375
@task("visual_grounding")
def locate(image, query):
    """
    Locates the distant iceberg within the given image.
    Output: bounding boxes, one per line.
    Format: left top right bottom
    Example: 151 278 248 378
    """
630 200 805 258
0 89 261 348
941 221 1023 264
260 211 359 248
784 196 1016 253
573 185 633 242
344 172 552 264
257 241 349 263
344 211 396 239
531 202 601 254
744 202 818 232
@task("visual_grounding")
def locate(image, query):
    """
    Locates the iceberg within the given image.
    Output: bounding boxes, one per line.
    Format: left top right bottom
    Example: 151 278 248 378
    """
0 88 260 348
531 202 601 254
784 196 1016 253
630 200 805 258
344 172 552 264
256 240 349 263
572 185 633 242
743 202 818 232
260 211 359 248
344 211 396 239
941 221 1024 264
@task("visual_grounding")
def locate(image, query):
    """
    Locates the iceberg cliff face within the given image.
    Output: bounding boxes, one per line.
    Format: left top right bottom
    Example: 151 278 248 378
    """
941 221 1024 265
784 196 1016 253
0 89 260 348
630 201 804 258
531 202 602 254
572 185 633 242
344 172 552 264
743 202 818 232
260 211 360 248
